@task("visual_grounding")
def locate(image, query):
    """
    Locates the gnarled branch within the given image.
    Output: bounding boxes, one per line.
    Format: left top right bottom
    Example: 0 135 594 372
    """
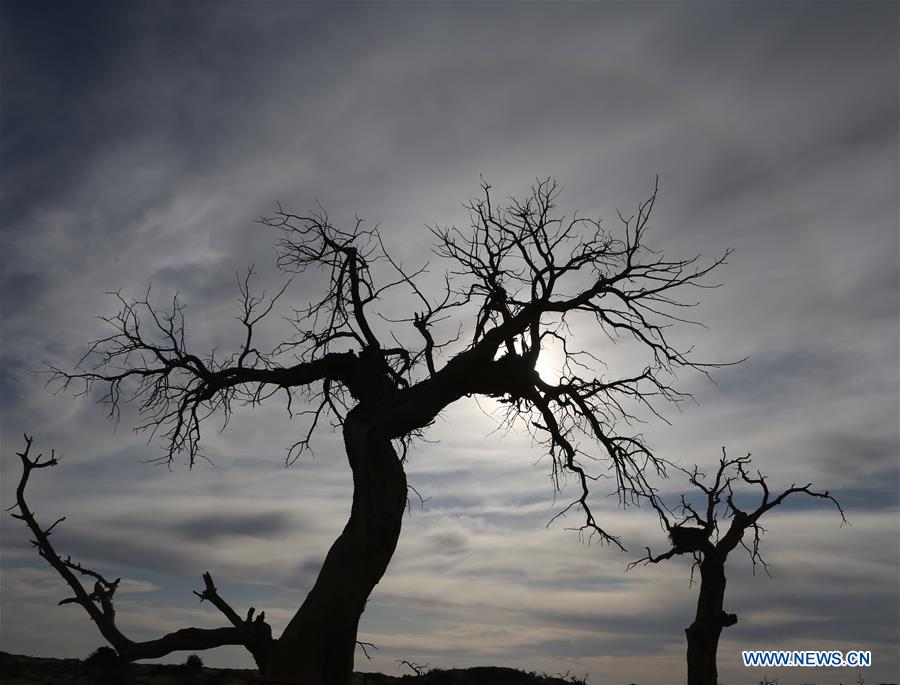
9 435 273 666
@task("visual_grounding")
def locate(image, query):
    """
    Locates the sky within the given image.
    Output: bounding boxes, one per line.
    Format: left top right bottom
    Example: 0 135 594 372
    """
1 2 898 684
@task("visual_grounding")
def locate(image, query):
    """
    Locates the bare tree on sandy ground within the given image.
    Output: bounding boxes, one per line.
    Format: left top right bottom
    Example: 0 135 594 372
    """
628 450 846 685
16 179 734 684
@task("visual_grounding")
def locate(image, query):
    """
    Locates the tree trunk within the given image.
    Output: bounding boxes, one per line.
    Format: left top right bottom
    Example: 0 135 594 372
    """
261 407 407 685
685 554 737 685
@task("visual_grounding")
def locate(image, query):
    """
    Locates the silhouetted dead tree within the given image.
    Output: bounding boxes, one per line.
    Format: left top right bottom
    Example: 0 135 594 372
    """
9 435 274 663
628 450 846 685
36 178 732 685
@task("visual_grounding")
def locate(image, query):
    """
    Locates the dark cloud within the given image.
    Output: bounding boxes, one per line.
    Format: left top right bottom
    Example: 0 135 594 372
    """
42 526 202 579
425 530 469 555
283 558 324 592
175 511 295 541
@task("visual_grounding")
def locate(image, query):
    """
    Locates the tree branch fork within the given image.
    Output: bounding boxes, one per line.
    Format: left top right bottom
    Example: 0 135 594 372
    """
9 435 274 665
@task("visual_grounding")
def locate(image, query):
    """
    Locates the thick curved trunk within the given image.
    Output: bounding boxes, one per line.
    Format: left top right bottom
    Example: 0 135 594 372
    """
261 408 407 685
685 555 737 685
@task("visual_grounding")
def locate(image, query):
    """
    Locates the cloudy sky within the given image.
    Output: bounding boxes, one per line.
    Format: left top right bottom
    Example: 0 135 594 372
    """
1 2 897 684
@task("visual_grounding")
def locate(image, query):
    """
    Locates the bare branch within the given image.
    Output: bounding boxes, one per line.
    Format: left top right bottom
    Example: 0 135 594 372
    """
48 288 360 467
10 436 273 665
355 640 378 660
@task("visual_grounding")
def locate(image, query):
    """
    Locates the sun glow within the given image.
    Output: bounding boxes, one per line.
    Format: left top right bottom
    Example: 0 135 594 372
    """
534 345 565 385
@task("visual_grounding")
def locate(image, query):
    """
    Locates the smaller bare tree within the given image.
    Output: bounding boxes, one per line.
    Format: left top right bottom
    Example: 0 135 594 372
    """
8 435 275 665
628 450 846 685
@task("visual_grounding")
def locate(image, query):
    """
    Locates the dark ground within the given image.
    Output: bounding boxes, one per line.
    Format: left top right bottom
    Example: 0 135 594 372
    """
0 651 588 685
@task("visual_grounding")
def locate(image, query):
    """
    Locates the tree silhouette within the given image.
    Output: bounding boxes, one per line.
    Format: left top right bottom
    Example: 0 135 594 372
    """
629 450 846 685
19 179 731 685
